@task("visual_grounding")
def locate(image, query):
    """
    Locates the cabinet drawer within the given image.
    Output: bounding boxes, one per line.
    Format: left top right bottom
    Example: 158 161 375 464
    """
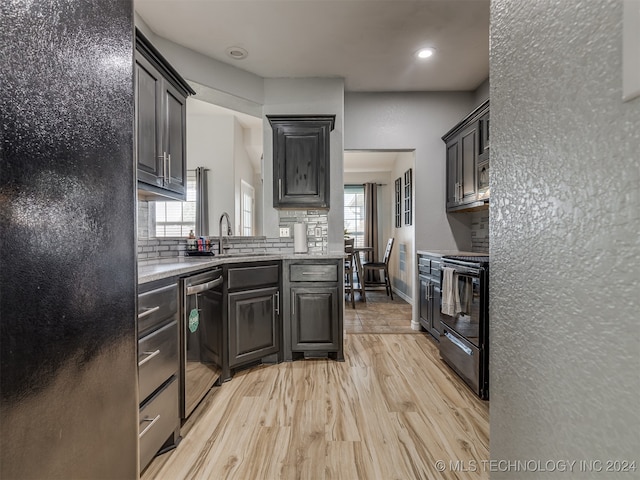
430 259 441 272
290 264 338 282
138 283 178 337
138 320 179 402
227 264 279 291
139 376 179 471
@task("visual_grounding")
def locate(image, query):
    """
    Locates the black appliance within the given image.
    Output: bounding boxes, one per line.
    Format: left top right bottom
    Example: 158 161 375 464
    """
182 268 224 418
439 255 489 399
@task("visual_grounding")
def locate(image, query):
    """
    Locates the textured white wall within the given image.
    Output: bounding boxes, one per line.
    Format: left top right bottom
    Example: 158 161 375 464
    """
233 119 257 235
344 92 477 252
389 151 415 301
474 77 490 106
186 111 235 233
490 0 640 475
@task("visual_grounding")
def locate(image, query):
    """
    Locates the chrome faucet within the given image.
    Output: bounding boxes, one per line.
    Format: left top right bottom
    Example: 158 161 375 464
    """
218 212 233 255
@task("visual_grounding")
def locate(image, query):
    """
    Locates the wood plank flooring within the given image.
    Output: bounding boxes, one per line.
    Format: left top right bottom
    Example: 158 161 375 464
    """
344 290 418 334
142 307 490 480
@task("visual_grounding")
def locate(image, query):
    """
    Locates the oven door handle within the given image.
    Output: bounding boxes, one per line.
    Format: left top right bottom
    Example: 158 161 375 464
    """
186 276 223 296
444 331 473 356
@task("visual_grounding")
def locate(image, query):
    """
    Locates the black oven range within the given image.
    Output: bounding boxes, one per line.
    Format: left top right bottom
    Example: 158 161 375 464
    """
439 255 489 400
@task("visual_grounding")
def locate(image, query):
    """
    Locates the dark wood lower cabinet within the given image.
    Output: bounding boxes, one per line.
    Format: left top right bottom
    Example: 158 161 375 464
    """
283 259 344 361
290 286 340 351
228 286 280 367
417 253 443 341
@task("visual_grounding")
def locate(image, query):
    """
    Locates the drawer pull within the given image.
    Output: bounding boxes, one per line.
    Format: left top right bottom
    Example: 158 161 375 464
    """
444 332 473 356
138 349 160 367
302 272 318 275
139 414 160 438
138 306 160 319
186 276 223 296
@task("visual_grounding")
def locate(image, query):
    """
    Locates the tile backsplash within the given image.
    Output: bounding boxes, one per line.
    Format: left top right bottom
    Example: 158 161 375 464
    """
278 210 328 254
470 210 490 252
136 203 329 260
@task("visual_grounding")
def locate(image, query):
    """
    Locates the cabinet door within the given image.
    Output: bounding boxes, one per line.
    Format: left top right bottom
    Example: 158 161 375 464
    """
228 287 279 367
418 277 430 330
445 140 459 209
290 286 339 351
459 124 478 204
162 81 187 196
272 123 330 208
431 282 442 337
479 112 490 154
135 55 163 187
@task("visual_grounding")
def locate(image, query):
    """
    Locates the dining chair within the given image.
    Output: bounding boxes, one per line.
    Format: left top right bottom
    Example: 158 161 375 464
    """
344 238 355 308
362 238 395 300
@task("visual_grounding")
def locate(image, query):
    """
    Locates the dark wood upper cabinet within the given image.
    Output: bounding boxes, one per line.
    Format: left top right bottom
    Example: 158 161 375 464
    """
442 100 489 212
135 29 195 201
267 115 335 209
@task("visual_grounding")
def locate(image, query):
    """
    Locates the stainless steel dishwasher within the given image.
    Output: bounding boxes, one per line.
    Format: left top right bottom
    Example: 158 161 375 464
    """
181 268 223 419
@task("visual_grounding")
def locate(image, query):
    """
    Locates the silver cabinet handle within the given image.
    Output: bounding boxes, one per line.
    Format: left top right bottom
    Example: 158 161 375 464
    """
274 291 280 315
302 272 317 275
137 306 160 319
278 179 282 199
138 349 160 367
445 332 473 356
139 414 160 438
186 276 223 296
158 152 168 184
157 153 166 183
167 153 171 183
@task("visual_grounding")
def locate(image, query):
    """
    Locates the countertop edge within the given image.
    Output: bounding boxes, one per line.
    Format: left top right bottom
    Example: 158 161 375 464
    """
138 253 346 284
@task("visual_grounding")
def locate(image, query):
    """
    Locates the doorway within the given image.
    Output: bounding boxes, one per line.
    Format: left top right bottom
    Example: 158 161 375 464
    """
343 150 416 305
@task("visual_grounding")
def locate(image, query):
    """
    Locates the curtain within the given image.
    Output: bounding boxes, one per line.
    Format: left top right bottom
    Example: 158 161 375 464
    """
195 167 209 236
363 182 379 282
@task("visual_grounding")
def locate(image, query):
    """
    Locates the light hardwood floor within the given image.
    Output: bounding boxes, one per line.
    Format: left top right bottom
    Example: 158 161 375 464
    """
143 296 489 480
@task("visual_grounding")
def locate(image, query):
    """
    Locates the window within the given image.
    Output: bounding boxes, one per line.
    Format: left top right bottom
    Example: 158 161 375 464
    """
344 185 365 247
240 180 254 237
404 168 412 226
154 171 196 237
394 177 402 228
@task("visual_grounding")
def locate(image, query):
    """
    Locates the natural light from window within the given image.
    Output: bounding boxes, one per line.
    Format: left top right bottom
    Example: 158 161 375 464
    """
344 185 365 247
155 171 196 237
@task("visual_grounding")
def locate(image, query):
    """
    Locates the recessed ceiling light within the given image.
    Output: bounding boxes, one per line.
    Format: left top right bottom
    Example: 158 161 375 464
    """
416 48 435 59
226 46 248 60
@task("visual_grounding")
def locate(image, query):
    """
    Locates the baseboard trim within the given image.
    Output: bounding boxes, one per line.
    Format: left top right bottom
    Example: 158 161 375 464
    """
392 288 412 305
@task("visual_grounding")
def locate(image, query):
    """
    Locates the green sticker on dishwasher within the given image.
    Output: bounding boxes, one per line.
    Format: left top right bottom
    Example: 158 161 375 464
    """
188 309 199 333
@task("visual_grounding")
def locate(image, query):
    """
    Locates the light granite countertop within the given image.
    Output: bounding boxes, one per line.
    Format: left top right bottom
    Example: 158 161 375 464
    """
138 252 346 284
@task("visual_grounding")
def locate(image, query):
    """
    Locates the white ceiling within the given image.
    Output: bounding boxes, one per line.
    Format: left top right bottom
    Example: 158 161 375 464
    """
135 0 490 92
343 150 404 173
141 0 490 172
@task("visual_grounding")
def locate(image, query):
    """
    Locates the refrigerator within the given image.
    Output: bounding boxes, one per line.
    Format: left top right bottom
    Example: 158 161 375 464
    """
1 1 139 478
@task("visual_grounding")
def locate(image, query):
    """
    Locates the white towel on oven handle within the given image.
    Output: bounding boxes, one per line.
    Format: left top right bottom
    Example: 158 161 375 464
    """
441 267 461 316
